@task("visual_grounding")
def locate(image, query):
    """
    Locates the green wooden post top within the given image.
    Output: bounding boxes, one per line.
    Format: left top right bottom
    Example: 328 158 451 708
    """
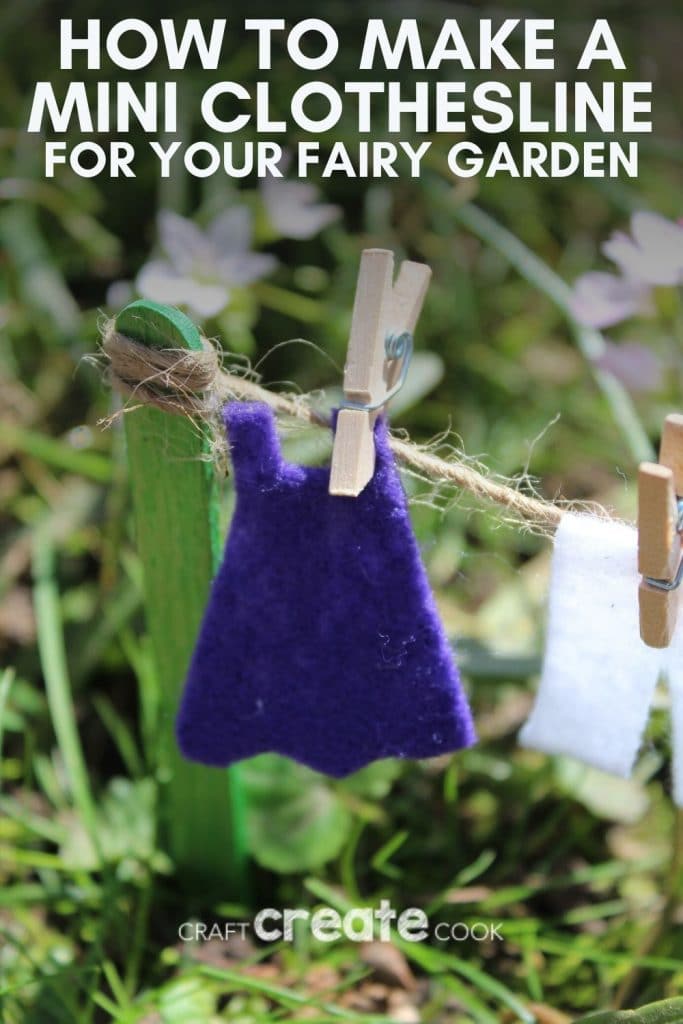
116 300 247 896
117 300 203 351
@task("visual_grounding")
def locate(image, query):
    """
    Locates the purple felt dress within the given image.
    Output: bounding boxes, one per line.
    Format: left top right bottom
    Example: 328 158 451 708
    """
176 402 475 777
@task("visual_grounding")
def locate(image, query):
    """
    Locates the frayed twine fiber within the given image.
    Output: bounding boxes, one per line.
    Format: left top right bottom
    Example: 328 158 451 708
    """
102 329 219 416
101 323 620 537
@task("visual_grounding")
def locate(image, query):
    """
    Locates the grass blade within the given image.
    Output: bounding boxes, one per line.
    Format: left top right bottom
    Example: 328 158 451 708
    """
32 530 100 857
0 668 15 791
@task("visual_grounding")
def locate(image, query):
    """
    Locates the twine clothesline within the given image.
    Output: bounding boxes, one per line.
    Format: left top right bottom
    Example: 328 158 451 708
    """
101 324 621 537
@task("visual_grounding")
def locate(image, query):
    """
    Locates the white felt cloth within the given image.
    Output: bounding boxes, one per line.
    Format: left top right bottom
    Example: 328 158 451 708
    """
666 620 683 805
520 513 683 794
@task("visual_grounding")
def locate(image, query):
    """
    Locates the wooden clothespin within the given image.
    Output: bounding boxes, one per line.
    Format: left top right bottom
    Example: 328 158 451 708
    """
329 248 431 497
638 414 683 648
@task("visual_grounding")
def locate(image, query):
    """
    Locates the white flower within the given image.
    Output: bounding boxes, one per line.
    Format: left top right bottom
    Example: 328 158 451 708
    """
602 212 683 287
261 155 340 240
570 271 649 329
106 279 134 310
136 208 277 319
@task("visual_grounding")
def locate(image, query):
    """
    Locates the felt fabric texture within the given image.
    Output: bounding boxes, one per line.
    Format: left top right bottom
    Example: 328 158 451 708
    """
519 513 663 778
666 623 683 806
176 401 475 778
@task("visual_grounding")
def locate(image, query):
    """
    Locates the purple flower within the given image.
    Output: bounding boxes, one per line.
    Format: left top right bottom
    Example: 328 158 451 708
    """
570 211 683 329
570 272 649 329
137 209 276 319
594 341 663 393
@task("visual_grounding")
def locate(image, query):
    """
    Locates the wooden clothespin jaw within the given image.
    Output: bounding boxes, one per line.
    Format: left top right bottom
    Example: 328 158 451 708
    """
638 414 683 648
329 248 431 497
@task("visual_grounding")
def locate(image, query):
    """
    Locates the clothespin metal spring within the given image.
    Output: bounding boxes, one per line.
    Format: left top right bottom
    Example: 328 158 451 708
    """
340 331 413 413
643 498 683 593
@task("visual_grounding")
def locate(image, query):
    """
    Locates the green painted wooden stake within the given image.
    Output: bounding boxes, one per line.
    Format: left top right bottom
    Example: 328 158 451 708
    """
115 300 247 895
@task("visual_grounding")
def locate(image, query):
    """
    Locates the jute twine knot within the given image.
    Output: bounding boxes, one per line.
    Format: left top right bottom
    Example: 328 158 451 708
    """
102 323 220 416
